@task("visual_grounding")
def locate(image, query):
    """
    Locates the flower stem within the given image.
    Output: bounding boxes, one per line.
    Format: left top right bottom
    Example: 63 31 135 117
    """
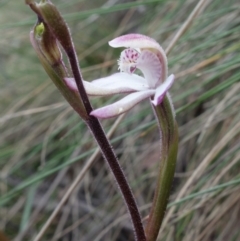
145 96 178 241
66 44 146 241
88 117 146 241
65 48 92 115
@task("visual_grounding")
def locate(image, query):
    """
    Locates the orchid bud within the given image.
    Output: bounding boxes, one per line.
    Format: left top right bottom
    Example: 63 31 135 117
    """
26 0 74 54
34 22 67 76
35 23 61 63
30 21 87 119
26 0 90 119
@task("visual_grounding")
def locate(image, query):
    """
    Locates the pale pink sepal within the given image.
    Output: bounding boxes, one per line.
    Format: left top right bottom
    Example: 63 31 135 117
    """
151 74 175 106
64 74 148 96
109 34 160 51
90 90 155 119
64 77 78 91
65 78 120 96
92 73 148 90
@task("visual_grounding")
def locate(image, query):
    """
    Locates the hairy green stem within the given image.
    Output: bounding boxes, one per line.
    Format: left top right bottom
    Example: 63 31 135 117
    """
145 96 178 241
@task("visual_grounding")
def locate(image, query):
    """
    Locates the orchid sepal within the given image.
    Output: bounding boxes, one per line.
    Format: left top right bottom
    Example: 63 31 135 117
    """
89 73 174 118
90 90 155 119
64 72 149 96
151 74 175 106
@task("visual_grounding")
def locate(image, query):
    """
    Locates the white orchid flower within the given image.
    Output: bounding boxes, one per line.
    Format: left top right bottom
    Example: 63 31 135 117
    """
65 34 174 118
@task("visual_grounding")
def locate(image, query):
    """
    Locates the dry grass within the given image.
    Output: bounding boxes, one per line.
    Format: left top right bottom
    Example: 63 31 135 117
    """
0 0 240 241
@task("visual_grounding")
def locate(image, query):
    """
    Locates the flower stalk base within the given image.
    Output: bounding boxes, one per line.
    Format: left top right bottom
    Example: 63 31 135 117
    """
145 95 178 241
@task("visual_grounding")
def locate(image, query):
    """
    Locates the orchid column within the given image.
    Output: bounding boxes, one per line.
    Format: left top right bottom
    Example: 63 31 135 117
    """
68 34 178 241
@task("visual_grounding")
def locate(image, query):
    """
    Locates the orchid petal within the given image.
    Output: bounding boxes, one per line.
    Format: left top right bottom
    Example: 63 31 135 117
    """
64 77 78 91
92 72 148 90
90 90 155 119
151 74 175 106
65 73 149 96
137 50 162 88
65 78 131 96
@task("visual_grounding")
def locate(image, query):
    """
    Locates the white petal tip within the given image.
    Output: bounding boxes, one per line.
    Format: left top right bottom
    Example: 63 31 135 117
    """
90 90 155 119
151 97 163 106
64 78 78 91
90 108 123 119
152 74 175 106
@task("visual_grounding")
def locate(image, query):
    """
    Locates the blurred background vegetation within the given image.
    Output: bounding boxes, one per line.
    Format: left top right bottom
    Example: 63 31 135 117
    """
0 0 240 240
